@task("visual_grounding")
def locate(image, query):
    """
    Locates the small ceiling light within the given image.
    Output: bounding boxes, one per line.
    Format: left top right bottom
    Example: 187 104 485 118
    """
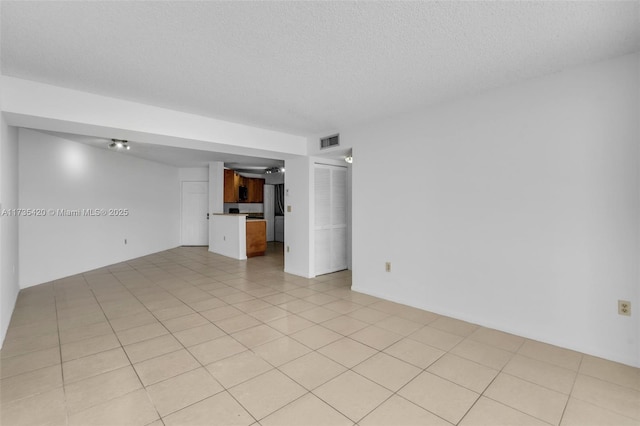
345 155 353 164
108 139 130 151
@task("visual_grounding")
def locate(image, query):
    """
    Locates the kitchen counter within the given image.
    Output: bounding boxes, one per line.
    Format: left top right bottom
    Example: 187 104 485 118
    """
209 214 266 259
214 213 265 220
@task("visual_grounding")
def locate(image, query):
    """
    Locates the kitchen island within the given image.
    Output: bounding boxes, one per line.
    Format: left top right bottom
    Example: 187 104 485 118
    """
209 214 266 260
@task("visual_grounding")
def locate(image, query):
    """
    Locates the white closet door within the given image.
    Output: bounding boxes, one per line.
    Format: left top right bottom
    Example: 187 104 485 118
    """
314 164 348 275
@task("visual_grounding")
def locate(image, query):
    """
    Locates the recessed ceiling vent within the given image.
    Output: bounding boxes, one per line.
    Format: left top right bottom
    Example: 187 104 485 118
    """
320 134 340 149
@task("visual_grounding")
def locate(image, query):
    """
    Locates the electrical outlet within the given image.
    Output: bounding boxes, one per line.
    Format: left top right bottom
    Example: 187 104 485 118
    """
223 236 226 241
287 205 292 213
618 300 631 316
124 238 127 245
286 246 290 253
385 262 391 272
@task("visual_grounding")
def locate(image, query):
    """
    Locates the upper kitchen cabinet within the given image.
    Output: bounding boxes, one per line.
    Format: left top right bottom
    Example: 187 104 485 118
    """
223 170 265 203
224 169 236 203
248 178 265 203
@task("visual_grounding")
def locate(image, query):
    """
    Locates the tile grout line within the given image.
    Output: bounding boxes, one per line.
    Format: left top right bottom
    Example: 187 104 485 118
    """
557 354 584 426
103 264 228 422
52 281 70 425
106 253 307 424
122 251 280 425
457 337 565 426
76 269 165 423
5 247 637 426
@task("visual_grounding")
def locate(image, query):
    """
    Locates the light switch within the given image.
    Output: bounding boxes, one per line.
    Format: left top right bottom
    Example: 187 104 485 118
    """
287 205 292 213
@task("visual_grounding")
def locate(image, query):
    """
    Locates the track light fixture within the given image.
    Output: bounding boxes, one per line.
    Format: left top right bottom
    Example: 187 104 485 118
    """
265 167 285 174
108 139 130 150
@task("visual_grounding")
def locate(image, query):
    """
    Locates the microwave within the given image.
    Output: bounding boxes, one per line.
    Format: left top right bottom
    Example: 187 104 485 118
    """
238 186 248 201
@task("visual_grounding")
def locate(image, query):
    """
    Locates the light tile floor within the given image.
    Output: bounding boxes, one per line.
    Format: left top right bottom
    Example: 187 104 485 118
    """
1 243 638 426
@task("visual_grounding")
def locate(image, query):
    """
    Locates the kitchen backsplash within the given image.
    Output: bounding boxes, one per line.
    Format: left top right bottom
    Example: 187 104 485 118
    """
224 203 264 214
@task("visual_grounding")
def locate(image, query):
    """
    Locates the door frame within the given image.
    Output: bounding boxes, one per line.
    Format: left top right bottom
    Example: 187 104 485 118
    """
180 180 209 246
312 162 349 276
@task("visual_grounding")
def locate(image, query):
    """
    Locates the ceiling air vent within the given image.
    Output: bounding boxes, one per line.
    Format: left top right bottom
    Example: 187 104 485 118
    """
320 134 340 149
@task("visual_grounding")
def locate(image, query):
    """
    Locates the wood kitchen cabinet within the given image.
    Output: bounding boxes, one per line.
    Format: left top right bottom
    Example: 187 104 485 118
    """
224 169 236 203
246 220 266 257
223 170 265 203
248 178 265 203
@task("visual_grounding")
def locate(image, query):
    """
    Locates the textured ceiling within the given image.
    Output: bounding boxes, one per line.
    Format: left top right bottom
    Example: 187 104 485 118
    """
2 1 639 136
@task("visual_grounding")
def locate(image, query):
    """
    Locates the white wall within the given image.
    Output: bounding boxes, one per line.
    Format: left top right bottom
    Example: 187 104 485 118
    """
179 167 209 182
347 162 352 270
265 173 285 185
19 129 180 288
2 77 307 159
349 53 639 367
208 162 224 214
0 114 20 347
284 156 312 277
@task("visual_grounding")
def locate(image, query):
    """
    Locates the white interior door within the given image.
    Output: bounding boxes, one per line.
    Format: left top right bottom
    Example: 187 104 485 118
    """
181 181 209 246
314 164 348 275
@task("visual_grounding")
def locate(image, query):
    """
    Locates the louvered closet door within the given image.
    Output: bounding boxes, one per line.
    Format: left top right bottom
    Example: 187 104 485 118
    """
314 164 348 276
